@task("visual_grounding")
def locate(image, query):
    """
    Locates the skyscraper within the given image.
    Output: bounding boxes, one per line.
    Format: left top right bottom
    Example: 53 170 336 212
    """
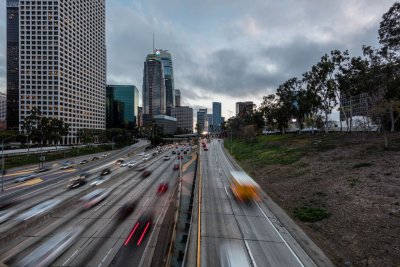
106 85 139 129
156 50 175 115
6 0 19 130
142 53 166 124
175 89 181 107
206 114 213 132
172 106 193 133
197 108 207 133
17 0 106 144
212 102 222 132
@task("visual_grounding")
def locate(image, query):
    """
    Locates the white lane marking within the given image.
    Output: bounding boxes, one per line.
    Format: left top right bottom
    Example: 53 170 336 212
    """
94 201 107 212
244 240 258 267
224 185 229 197
98 247 113 267
143 198 149 206
255 202 304 267
62 249 79 266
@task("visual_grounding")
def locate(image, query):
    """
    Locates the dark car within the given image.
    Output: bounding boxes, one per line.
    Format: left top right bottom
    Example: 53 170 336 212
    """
92 156 99 161
173 164 179 171
178 155 183 159
35 167 50 173
183 151 187 154
157 183 169 195
124 212 153 246
204 147 208 151
172 151 176 155
68 178 86 189
100 168 111 176
79 159 88 165
141 170 151 178
117 200 137 221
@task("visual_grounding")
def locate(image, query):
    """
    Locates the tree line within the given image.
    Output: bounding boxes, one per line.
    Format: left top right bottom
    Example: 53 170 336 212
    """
228 2 400 138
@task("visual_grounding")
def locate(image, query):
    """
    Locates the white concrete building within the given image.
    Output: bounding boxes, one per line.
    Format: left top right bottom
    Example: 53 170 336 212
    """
18 0 106 144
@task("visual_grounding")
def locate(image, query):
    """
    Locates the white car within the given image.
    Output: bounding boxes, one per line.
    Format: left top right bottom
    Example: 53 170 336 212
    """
138 152 145 156
17 199 62 221
80 189 110 209
143 154 151 161
90 176 111 187
120 162 129 167
128 161 138 167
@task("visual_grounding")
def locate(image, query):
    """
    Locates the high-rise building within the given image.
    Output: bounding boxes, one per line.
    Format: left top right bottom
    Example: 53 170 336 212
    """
172 106 193 133
6 0 19 130
137 107 143 127
106 85 139 129
142 53 166 124
0 93 7 129
153 115 177 135
156 50 175 115
197 108 207 133
175 89 181 107
17 0 106 144
206 114 213 132
212 102 222 132
236 101 255 117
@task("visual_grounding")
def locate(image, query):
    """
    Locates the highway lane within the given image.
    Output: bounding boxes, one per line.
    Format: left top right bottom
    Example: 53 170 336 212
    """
200 139 316 267
0 140 148 203
0 144 161 252
0 144 190 267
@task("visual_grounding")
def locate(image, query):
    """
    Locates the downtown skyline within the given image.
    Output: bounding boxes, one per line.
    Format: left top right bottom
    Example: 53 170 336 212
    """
0 0 396 120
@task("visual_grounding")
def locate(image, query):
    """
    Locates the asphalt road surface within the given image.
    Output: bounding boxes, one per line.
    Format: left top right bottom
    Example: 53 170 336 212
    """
199 139 317 267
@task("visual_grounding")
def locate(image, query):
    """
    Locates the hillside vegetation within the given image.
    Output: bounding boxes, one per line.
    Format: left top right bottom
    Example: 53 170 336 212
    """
226 133 400 267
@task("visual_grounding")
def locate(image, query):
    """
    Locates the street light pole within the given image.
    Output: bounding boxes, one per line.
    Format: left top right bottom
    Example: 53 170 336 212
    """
230 128 233 154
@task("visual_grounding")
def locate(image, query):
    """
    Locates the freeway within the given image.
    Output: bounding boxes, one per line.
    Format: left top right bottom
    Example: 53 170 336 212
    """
0 142 195 267
199 139 317 267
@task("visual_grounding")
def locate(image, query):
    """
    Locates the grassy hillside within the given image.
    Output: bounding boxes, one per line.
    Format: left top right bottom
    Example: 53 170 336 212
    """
225 132 400 267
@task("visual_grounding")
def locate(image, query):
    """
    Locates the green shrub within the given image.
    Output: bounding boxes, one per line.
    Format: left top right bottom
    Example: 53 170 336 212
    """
293 207 330 222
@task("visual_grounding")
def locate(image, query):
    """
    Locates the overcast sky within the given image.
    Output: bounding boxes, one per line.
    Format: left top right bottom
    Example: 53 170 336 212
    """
0 0 396 121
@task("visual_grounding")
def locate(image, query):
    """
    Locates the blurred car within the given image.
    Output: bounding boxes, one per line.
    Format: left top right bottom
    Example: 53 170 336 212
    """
68 177 86 189
204 147 209 151
91 156 99 161
35 167 50 173
138 152 145 156
115 158 125 166
15 173 36 183
117 200 137 221
172 151 176 154
183 151 187 154
152 152 158 156
60 161 74 170
0 199 19 210
219 242 251 267
16 226 83 267
157 183 169 195
124 212 153 246
79 188 110 209
135 164 146 171
173 163 179 171
102 153 109 157
163 155 171 161
143 155 150 161
120 161 129 167
90 176 111 187
79 159 88 165
17 198 62 221
141 170 151 178
0 209 17 224
100 168 111 176
177 155 183 159
128 161 138 167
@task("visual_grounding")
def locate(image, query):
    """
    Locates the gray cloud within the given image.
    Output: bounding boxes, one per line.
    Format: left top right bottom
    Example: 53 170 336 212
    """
0 0 396 115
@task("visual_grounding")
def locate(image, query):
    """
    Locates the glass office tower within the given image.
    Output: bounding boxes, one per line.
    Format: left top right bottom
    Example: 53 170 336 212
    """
106 85 139 129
